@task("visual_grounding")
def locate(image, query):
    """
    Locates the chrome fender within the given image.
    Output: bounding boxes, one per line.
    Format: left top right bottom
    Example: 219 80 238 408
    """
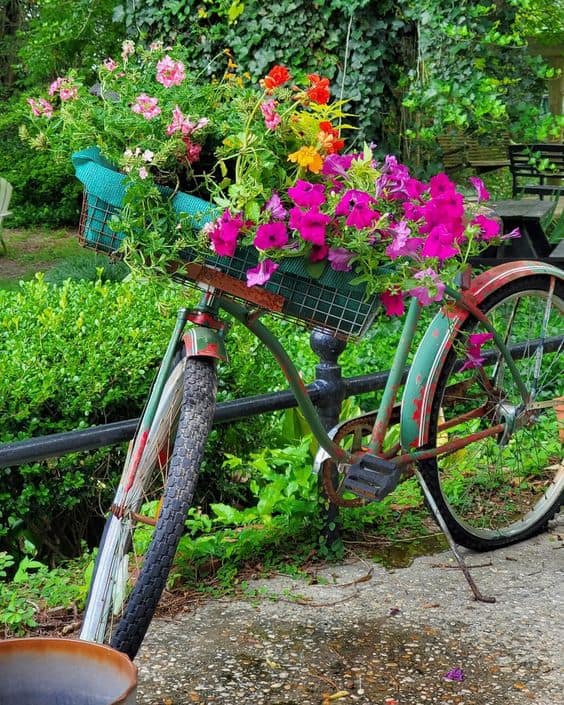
400 261 564 451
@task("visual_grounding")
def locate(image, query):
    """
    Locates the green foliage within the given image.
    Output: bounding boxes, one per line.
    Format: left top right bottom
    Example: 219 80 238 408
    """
134 439 323 588
44 253 129 285
0 273 290 559
398 1 560 169
120 0 408 150
16 0 125 90
516 0 564 46
0 97 81 227
0 547 91 637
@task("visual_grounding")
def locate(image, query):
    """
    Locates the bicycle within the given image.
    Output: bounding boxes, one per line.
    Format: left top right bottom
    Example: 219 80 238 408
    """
75 151 564 660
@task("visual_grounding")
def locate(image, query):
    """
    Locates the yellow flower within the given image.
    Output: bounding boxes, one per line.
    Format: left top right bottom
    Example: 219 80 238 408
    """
288 146 323 174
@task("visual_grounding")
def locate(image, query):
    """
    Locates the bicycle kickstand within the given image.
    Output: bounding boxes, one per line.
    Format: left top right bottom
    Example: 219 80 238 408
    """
414 468 496 604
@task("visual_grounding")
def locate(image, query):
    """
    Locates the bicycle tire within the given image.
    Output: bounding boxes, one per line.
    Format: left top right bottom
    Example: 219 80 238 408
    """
421 274 563 551
81 354 216 659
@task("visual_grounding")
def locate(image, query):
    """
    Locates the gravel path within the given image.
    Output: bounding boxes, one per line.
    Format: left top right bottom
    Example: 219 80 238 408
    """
136 516 563 705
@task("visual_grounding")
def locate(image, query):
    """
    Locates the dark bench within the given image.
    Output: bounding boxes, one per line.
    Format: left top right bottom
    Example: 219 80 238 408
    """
469 198 564 270
437 134 510 175
508 143 564 199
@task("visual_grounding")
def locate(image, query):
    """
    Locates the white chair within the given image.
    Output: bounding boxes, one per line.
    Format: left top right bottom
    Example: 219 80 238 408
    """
0 177 13 255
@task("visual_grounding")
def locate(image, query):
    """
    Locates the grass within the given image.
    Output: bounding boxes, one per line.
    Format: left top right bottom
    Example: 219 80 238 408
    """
0 227 83 290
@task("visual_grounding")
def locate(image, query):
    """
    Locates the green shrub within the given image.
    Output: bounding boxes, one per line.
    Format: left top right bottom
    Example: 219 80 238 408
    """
0 98 81 227
0 275 289 558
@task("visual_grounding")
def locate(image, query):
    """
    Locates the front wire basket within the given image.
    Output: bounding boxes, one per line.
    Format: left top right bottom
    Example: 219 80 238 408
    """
78 192 380 339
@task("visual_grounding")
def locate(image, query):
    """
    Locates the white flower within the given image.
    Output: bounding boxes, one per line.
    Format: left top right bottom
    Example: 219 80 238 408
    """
142 149 154 162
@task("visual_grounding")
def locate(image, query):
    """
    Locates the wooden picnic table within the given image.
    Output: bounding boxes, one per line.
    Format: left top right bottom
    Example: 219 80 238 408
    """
470 198 563 269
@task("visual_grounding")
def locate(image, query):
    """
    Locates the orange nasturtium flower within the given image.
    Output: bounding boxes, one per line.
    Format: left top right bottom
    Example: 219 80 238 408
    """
288 146 324 174
318 121 344 154
262 65 291 91
306 73 330 104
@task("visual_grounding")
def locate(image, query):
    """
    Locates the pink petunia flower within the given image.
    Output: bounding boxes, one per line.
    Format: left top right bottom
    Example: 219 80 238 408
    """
289 207 332 246
260 99 281 130
253 222 289 250
421 224 459 261
28 98 54 118
166 106 208 136
287 180 326 208
328 247 354 271
429 172 457 197
131 93 161 120
386 220 423 260
48 78 63 96
246 259 279 286
156 55 186 87
460 332 494 371
471 214 500 240
335 189 379 229
469 176 490 202
309 243 329 262
208 210 245 257
138 167 149 180
264 193 287 220
408 268 445 306
102 58 118 72
321 153 355 177
381 289 405 317
59 85 78 101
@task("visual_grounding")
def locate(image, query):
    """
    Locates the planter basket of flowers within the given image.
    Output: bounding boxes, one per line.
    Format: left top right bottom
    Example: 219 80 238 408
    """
24 42 508 340
75 147 379 338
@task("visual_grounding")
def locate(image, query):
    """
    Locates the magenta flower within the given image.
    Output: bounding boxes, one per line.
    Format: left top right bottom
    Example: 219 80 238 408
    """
421 224 459 261
386 220 423 260
183 137 202 164
460 332 494 371
209 210 244 257
309 243 329 262
328 247 354 271
409 268 445 306
156 55 186 87
335 189 379 229
260 99 281 130
429 172 457 197
289 208 332 246
253 222 289 250
322 153 355 177
246 259 279 286
381 290 405 317
287 180 326 208
471 214 500 241
264 193 287 220
131 93 161 120
469 176 490 202
443 667 465 682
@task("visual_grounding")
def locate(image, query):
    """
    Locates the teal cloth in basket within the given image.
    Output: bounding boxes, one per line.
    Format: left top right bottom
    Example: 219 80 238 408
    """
72 147 216 249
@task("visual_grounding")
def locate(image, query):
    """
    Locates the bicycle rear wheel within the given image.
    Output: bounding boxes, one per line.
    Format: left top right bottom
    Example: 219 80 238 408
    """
80 354 217 659
421 274 563 551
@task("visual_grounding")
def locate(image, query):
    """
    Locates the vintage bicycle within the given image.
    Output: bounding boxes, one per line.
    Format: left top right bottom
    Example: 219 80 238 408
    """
73 150 563 660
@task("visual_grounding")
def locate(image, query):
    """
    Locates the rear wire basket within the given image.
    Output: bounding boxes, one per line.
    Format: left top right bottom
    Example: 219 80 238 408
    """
79 192 379 339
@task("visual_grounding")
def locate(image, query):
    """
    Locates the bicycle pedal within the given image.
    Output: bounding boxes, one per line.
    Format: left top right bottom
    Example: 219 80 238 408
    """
344 454 401 502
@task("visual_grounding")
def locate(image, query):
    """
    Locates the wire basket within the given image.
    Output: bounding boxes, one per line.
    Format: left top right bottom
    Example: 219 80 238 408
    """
74 149 380 339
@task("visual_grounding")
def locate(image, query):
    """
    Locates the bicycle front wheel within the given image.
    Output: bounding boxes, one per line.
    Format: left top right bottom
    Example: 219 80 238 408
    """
421 274 563 551
80 354 217 659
